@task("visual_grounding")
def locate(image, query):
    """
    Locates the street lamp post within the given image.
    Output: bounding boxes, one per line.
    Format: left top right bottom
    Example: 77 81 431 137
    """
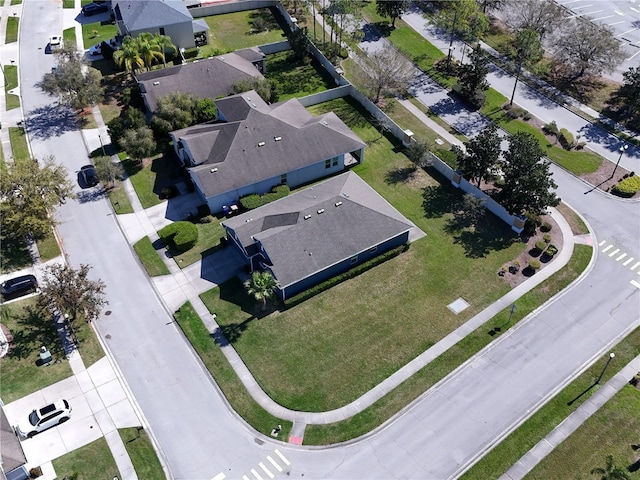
612 145 628 179
596 352 615 384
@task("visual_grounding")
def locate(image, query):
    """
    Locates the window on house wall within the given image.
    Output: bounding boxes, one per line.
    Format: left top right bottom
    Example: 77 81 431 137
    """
159 27 165 35
332 156 338 166
280 173 287 184
325 159 331 169
350 255 358 264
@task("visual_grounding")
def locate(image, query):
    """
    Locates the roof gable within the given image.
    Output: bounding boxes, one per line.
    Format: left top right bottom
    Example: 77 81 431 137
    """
115 0 193 31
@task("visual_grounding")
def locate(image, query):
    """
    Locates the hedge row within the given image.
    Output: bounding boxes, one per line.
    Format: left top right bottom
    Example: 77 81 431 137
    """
612 176 640 197
283 244 409 308
158 221 198 252
239 185 290 210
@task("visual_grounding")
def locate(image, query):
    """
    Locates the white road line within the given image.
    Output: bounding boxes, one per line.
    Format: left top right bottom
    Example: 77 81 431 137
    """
211 474 226 480
616 253 628 261
259 463 275 479
267 456 283 472
251 468 264 480
632 280 640 289
614 9 625 15
631 261 640 271
623 257 635 266
599 240 607 246
609 248 621 257
275 449 291 466
632 6 640 13
602 244 614 253
618 28 638 37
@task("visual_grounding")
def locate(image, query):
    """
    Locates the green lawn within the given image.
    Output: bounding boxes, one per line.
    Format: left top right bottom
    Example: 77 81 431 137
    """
202 9 286 55
82 20 117 51
0 233 31 274
63 0 75 7
133 236 170 276
5 94 20 110
121 153 185 209
265 51 335 101
71 313 105 369
169 217 226 268
119 428 165 480
524 385 640 480
463 327 640 480
53 437 119 480
174 302 293 439
10 0 22 5
107 181 135 214
36 230 61 261
5 17 19 43
0 298 73 403
4 64 20 110
63 27 77 50
9 127 30 162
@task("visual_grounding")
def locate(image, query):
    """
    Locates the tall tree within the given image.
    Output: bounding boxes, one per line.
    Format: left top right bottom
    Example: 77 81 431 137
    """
0 155 74 240
590 454 630 480
436 0 488 71
113 36 144 73
477 0 504 14
500 132 560 215
504 0 563 40
376 0 410 28
93 156 124 188
455 124 501 187
136 32 165 71
360 43 415 104
154 34 178 67
119 126 156 163
611 67 640 128
508 28 542 105
456 43 490 108
40 48 104 110
244 271 280 311
38 264 107 322
554 18 625 80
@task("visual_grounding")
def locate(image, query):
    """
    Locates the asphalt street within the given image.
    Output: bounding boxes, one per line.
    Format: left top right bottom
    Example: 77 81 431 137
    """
13 1 640 479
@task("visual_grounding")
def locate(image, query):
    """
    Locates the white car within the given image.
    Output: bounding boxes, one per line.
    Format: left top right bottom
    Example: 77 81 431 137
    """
16 399 72 438
49 35 63 50
88 43 102 56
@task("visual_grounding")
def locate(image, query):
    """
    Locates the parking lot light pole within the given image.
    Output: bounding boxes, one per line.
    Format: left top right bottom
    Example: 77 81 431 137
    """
596 352 615 384
612 145 628 178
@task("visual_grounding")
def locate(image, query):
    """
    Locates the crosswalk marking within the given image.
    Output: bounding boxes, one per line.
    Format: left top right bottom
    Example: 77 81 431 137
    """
599 240 607 246
275 449 291 466
609 248 621 257
616 253 627 261
602 244 613 253
251 468 264 480
631 280 640 289
211 474 226 480
242 476 250 480
259 463 275 479
267 456 283 472
623 257 634 266
631 262 640 271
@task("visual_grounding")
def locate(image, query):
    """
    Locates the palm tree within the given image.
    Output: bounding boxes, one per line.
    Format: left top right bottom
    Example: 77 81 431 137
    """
591 455 630 480
154 34 178 67
244 271 280 311
136 32 164 71
113 36 144 73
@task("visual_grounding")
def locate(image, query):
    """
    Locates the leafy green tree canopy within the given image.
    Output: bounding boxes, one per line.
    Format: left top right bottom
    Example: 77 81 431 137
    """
376 0 410 28
455 123 501 187
244 271 280 311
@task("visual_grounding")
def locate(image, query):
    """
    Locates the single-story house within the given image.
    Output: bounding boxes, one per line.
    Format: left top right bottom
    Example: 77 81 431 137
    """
1 407 28 480
136 48 266 112
113 0 208 50
222 171 414 301
170 90 366 213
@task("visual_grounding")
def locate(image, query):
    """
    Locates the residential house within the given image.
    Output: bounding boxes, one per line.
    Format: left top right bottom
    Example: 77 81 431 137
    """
113 0 209 50
170 90 366 213
1 407 28 480
223 171 414 300
136 48 266 112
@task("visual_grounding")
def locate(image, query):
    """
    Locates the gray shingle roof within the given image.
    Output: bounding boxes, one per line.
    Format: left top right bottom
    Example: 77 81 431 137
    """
115 0 193 32
136 52 263 112
1 407 26 474
173 90 366 198
223 172 413 287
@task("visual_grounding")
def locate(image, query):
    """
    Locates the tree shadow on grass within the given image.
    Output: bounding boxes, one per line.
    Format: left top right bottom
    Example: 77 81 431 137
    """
421 184 464 218
444 210 518 258
385 166 417 184
0 234 32 273
11 305 62 360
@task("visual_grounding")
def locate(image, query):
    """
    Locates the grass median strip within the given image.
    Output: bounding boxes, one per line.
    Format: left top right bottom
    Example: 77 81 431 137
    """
120 427 165 480
133 236 170 277
9 127 30 162
5 16 19 43
53 437 119 480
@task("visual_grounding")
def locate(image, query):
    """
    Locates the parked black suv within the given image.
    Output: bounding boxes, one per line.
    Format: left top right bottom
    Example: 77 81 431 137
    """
1 274 38 301
81 2 109 16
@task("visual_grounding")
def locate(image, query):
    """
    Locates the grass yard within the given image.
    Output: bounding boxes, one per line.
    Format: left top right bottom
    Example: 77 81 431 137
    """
98 96 122 125
265 51 335 101
9 127 30 162
36 230 61 261
133 237 170 277
63 27 77 50
5 16 19 43
82 20 117 51
463 326 640 480
0 298 73 403
63 0 75 7
121 154 185 209
524 385 640 480
72 313 105 368
202 9 286 55
3 64 20 110
107 181 135 214
174 302 292 439
170 217 226 268
387 98 452 151
0 234 31 274
5 93 20 110
53 437 120 480
10 0 22 4
120 428 165 480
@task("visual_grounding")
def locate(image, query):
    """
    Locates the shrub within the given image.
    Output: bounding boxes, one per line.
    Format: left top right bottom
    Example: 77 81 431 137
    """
546 244 558 256
535 240 547 252
611 176 640 197
542 121 559 137
523 212 541 236
528 259 541 270
543 233 551 243
158 221 198 252
199 215 213 224
540 221 552 232
239 185 290 210
558 128 574 150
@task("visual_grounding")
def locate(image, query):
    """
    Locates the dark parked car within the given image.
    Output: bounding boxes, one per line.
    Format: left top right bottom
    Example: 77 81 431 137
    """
81 2 109 16
80 165 99 188
1 274 38 301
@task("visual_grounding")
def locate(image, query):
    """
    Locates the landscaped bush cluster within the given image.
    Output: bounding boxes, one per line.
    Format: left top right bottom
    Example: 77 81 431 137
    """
528 259 541 270
503 105 531 121
558 128 574 150
611 175 640 197
283 244 409 308
239 185 290 210
535 240 547 252
158 221 198 252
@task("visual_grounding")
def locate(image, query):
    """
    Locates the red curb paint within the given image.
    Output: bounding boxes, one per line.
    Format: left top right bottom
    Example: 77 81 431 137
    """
289 436 303 444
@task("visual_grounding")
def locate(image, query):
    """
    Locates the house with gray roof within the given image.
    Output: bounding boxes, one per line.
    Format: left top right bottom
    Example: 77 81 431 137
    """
170 90 366 213
136 49 265 112
114 0 208 50
1 407 27 480
222 171 414 300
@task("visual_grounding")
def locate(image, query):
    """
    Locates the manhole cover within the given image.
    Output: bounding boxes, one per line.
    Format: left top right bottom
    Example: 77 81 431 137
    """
448 297 470 315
